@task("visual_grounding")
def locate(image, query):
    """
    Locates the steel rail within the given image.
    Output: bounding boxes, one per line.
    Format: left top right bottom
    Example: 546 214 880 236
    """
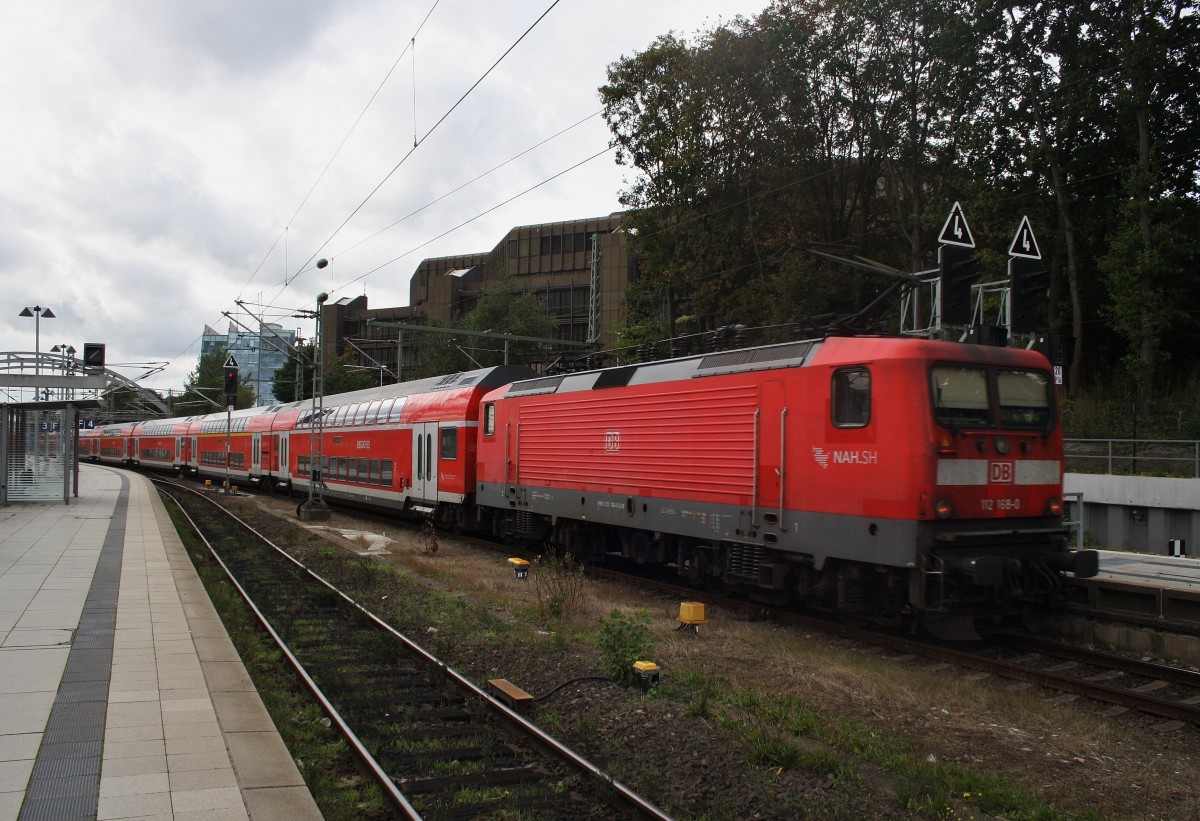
157 481 421 819
157 477 676 821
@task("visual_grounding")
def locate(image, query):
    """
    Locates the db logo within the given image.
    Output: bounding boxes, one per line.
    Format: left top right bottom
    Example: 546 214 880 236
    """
989 461 1014 483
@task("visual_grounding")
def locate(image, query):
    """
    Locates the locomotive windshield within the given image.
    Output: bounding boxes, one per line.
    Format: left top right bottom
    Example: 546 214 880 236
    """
931 365 1052 429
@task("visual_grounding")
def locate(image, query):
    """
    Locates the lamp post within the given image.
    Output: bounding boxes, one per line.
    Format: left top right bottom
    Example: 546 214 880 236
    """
50 344 76 400
293 333 305 403
298 284 331 521
19 306 55 396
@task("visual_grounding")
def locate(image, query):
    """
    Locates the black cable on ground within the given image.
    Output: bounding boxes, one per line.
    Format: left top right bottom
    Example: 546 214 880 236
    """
533 676 621 703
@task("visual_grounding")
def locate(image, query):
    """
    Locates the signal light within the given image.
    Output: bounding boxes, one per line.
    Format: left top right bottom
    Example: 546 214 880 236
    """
1010 257 1049 334
83 343 105 373
935 499 954 520
939 244 978 326
1047 497 1064 517
223 368 239 399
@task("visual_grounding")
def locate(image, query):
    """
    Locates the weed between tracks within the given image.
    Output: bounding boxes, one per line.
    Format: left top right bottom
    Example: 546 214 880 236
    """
170 492 1199 821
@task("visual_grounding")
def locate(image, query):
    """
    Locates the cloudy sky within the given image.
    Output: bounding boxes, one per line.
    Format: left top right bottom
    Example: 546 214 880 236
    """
0 0 768 399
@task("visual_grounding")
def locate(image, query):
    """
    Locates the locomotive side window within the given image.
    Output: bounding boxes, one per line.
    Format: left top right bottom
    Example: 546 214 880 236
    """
483 403 495 436
931 365 991 427
832 367 871 428
997 369 1052 427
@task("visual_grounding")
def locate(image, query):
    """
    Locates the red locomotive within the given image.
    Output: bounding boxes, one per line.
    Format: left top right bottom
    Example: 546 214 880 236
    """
82 336 1097 638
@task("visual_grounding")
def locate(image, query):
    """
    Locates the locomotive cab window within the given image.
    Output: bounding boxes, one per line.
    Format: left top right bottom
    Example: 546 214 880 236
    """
483 403 495 436
997 369 1052 427
832 367 871 428
931 365 991 427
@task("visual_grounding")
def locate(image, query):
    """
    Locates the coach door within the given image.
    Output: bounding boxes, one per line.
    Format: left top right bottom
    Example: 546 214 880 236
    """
251 432 262 475
411 423 438 501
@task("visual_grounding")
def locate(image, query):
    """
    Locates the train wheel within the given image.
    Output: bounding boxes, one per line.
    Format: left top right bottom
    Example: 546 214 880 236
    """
629 530 652 565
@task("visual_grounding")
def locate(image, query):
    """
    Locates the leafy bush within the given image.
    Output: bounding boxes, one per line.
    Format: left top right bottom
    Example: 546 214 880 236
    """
598 609 657 685
532 551 584 623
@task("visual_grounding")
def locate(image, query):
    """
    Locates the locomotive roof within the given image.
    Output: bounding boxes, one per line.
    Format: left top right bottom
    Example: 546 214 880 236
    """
502 338 822 397
499 335 1051 398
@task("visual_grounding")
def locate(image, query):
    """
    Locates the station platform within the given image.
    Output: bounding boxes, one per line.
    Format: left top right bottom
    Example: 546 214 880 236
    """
0 466 322 821
1095 548 1199 592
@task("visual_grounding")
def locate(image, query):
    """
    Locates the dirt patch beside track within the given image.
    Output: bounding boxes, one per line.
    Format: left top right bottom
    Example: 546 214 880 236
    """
232 492 1198 820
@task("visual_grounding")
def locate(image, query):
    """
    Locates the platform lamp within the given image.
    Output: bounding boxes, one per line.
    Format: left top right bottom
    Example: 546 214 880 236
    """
50 344 76 400
298 280 331 521
19 306 55 392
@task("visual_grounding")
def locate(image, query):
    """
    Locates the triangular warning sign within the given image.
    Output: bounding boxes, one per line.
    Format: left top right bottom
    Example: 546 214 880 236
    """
1008 215 1042 260
938 202 975 248
224 353 239 369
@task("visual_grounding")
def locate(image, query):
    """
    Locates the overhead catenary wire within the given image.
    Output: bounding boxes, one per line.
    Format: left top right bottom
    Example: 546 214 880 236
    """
287 0 565 286
330 144 614 295
240 0 443 294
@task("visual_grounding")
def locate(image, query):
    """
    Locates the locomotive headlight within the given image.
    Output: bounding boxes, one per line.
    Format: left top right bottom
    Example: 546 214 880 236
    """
994 436 1010 454
1047 497 1064 517
935 499 954 519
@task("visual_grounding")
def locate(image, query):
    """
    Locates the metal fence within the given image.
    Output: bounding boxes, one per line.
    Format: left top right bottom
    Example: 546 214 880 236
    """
1064 439 1200 478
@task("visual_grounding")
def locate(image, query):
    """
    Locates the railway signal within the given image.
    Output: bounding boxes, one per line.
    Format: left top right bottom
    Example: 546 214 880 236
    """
1008 216 1048 334
223 354 239 406
938 203 979 327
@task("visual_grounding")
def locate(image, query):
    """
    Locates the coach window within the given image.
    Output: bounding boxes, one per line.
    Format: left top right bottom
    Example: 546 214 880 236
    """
370 459 381 485
358 457 369 481
440 428 458 461
366 400 384 424
832 367 871 428
483 403 495 436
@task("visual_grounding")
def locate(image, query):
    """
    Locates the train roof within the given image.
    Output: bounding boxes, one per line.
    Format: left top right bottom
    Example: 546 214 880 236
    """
501 339 821 398
497 336 1050 398
283 364 537 411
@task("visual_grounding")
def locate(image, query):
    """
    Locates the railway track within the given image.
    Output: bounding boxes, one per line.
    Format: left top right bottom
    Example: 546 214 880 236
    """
154 479 673 821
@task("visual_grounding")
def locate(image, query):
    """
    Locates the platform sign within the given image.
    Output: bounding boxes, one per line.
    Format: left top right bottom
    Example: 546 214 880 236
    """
1008 215 1042 260
938 202 975 248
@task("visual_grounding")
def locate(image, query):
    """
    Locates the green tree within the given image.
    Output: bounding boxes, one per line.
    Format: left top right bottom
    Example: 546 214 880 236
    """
322 352 377 396
271 343 315 404
172 349 254 412
407 277 557 378
602 0 1200 405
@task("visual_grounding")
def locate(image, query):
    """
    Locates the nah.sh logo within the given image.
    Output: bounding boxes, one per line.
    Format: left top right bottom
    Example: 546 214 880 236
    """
989 461 1014 483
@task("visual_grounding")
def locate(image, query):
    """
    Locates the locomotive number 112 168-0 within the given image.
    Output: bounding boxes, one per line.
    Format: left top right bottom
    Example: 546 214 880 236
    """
980 498 1021 511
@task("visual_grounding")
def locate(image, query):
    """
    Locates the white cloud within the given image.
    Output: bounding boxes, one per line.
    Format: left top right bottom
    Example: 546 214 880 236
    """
0 0 765 396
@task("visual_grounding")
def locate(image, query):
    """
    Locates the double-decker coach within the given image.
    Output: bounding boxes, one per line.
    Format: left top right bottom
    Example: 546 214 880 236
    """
277 365 535 522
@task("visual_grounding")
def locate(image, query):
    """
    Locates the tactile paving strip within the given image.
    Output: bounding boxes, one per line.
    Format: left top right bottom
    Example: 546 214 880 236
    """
19 476 128 821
